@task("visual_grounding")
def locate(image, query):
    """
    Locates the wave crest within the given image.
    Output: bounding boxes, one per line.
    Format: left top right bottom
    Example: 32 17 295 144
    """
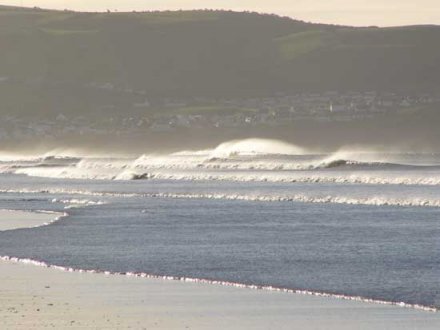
208 138 305 158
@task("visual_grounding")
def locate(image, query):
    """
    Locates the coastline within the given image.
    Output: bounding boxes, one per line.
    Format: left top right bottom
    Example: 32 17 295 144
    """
1 258 439 329
0 210 65 231
1 209 439 329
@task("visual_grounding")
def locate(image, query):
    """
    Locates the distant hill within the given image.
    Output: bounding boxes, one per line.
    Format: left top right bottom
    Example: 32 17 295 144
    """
0 6 440 116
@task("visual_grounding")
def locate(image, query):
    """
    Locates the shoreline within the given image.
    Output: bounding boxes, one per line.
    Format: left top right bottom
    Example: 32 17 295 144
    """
1 259 440 329
1 255 437 313
1 209 439 328
0 209 66 231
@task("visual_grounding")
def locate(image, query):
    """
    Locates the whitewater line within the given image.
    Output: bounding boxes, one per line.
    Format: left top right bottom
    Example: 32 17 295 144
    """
144 172 440 186
2 188 440 208
142 192 440 207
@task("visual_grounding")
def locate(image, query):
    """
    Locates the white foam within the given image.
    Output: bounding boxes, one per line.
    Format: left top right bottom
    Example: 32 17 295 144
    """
14 160 440 186
136 171 440 186
51 198 106 209
208 138 306 158
2 142 440 186
141 192 440 208
3 188 439 208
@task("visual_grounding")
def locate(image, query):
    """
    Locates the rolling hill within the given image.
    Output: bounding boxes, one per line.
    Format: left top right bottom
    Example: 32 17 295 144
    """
0 6 440 117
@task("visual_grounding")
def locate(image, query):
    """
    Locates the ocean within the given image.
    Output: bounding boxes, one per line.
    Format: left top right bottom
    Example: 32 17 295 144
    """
0 139 439 311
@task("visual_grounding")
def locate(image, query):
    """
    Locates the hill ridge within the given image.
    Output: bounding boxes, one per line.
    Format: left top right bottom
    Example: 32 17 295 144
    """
0 6 439 116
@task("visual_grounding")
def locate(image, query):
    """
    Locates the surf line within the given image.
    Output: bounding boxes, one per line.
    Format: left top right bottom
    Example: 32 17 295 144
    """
0 255 437 313
0 209 68 231
2 188 440 208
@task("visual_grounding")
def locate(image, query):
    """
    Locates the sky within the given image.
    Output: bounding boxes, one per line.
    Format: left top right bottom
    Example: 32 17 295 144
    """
2 0 440 27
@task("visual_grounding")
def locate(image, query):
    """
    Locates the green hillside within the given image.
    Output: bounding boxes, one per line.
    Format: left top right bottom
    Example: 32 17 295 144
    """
0 6 440 116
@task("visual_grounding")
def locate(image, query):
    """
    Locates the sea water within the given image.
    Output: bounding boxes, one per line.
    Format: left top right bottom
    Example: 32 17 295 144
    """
0 139 439 310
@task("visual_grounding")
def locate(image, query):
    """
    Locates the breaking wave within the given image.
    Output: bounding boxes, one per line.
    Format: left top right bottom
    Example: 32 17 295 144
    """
136 192 440 208
11 159 433 186
207 138 305 158
2 139 440 185
2 188 440 208
51 198 106 209
121 171 440 186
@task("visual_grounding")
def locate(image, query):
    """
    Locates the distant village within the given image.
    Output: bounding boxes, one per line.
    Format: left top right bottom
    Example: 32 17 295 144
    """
0 84 439 140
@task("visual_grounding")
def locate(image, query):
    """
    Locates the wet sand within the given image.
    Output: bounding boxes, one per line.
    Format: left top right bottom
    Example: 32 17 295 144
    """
0 210 60 231
0 260 439 329
1 210 439 329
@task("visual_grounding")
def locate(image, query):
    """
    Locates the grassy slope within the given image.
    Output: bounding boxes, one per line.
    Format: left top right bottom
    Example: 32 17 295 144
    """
0 6 440 117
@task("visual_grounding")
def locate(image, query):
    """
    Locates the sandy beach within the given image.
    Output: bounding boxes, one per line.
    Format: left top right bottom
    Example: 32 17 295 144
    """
0 210 61 231
1 210 439 329
1 260 439 329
